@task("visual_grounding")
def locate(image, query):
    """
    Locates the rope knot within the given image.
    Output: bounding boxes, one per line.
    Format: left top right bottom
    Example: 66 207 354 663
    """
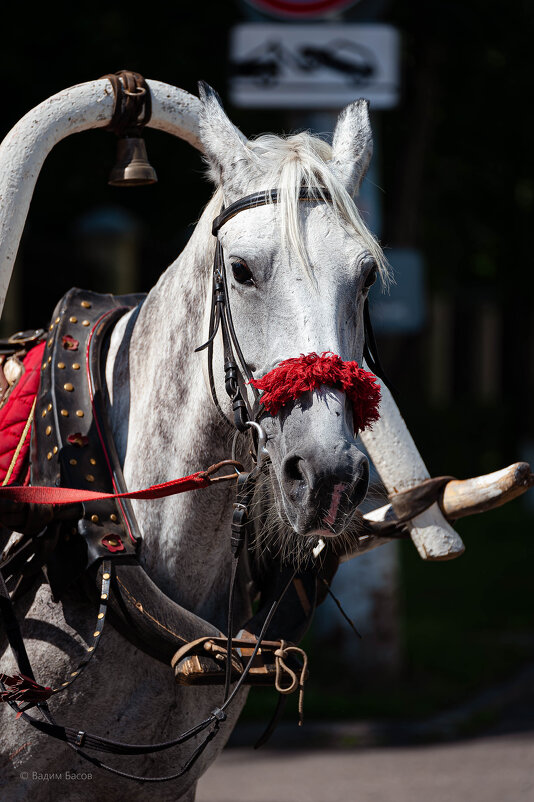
273 640 308 726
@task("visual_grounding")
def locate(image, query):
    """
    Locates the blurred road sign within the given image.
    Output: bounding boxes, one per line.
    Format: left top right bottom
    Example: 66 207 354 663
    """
230 23 399 109
242 0 360 18
369 249 426 334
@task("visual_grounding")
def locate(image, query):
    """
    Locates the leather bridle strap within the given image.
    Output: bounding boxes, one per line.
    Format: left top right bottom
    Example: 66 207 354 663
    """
198 187 333 434
211 187 333 235
202 186 389 434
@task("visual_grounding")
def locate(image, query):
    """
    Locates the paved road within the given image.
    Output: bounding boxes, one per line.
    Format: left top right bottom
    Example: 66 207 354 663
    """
197 730 534 802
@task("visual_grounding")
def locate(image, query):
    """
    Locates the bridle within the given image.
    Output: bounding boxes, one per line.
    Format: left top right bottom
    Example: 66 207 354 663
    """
197 186 388 441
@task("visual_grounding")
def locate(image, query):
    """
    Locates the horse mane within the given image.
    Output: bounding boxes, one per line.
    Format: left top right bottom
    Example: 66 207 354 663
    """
209 130 389 284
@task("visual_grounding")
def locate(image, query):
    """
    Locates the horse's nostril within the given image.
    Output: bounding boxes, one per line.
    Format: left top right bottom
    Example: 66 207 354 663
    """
284 455 304 483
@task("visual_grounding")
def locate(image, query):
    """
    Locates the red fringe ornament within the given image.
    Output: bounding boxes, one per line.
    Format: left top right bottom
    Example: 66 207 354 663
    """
250 352 381 432
0 672 53 713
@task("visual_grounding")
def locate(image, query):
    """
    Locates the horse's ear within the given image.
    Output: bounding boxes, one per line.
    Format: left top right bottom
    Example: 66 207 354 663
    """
198 82 250 194
331 99 373 197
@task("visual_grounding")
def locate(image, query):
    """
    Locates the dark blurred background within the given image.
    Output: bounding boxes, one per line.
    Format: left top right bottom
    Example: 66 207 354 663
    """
1 0 533 725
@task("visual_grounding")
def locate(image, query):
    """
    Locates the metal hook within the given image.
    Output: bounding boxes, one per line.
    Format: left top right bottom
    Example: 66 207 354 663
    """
245 420 269 473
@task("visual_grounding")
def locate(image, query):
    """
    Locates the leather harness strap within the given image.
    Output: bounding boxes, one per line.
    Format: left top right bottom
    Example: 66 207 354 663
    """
389 476 455 522
211 187 333 235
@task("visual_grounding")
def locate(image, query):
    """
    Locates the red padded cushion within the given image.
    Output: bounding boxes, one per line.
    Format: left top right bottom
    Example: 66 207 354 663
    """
0 342 45 486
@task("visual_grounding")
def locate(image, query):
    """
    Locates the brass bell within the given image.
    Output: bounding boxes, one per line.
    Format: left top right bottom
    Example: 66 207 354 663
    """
108 136 157 187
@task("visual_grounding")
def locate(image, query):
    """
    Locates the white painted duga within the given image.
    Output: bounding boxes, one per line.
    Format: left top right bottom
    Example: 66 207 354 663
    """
0 77 464 562
0 79 208 317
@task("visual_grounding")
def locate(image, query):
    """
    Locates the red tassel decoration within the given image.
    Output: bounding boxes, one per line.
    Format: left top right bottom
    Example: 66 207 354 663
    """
250 352 381 432
0 673 53 710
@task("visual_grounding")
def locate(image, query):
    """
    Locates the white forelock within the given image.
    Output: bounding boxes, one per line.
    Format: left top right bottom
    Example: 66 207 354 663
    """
214 130 390 284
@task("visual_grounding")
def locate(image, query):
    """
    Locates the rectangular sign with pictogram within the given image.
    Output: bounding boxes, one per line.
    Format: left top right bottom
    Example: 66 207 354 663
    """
229 23 400 109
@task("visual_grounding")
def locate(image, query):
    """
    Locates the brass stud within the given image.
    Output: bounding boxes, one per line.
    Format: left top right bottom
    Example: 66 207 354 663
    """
91 514 99 523
53 446 58 454
45 425 52 436
82 320 90 327
71 671 79 677
76 409 84 417
42 409 47 418
103 572 111 580
86 474 95 482
110 514 118 522
69 316 78 324
64 382 74 392
97 612 105 620
101 593 108 600
55 316 60 324
61 409 69 417
49 324 54 331
87 646 94 652
81 300 91 309
70 458 77 466
47 403 52 411
57 362 65 369
89 457 96 465
42 363 47 370
47 452 53 460
62 682 69 687
93 631 101 638
72 362 80 370
47 339 53 349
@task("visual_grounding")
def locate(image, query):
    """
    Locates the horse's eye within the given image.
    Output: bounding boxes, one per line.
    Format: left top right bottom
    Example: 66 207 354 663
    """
231 259 255 286
363 262 378 290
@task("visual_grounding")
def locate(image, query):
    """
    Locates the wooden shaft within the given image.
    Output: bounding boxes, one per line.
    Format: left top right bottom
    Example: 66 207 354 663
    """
340 461 532 563
353 462 533 562
442 461 532 520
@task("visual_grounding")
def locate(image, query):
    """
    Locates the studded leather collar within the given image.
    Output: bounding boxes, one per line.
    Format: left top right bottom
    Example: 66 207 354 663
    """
31 287 145 599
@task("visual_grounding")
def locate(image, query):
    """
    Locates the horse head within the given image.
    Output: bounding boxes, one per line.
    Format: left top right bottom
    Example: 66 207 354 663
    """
198 84 389 551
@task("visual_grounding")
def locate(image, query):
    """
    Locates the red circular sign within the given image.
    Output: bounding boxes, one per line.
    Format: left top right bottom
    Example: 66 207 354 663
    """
244 0 359 19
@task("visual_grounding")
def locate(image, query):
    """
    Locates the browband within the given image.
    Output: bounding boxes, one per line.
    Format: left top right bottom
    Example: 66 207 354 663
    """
212 187 333 235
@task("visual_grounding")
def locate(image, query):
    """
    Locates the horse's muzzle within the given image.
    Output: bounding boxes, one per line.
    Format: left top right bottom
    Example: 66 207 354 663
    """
280 445 369 536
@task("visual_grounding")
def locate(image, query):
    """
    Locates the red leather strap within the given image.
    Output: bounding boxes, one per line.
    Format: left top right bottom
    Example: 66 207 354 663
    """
0 472 211 505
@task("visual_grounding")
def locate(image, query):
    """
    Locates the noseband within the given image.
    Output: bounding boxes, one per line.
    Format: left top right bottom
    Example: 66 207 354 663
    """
198 187 388 439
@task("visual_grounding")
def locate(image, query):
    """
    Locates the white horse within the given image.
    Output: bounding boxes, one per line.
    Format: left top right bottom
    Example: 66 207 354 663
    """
0 83 388 801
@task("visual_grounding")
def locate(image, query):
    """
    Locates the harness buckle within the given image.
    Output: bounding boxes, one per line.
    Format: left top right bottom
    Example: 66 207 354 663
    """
7 329 46 346
74 730 86 747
